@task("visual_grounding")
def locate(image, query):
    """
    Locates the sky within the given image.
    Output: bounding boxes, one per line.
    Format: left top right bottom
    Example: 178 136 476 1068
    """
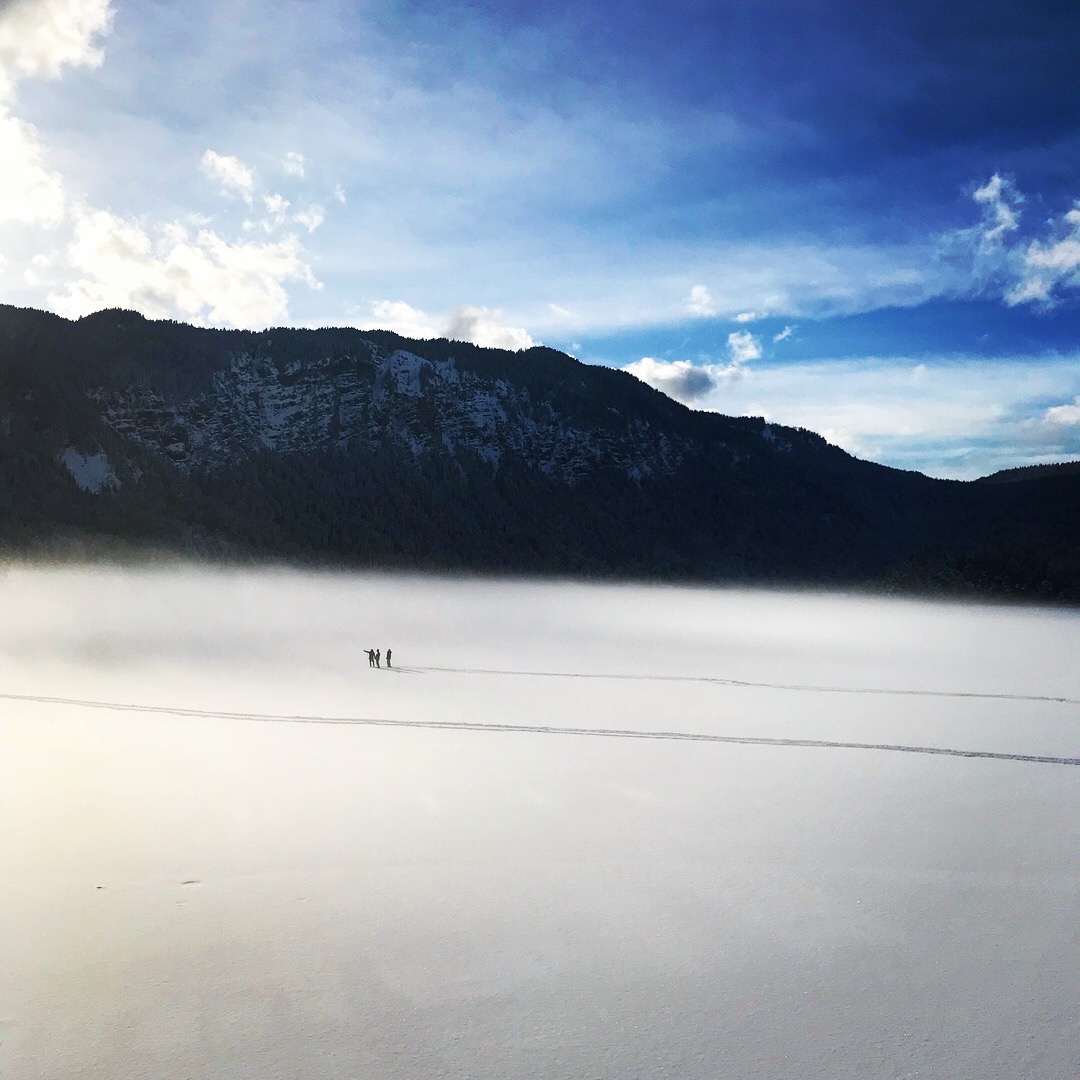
1 0 1079 477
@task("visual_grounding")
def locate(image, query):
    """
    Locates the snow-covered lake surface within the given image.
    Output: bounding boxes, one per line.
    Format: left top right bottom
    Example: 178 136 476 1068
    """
2 565 1078 1079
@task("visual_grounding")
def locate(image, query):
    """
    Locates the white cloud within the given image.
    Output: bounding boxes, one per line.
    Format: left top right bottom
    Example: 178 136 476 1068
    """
1044 396 1080 426
369 299 440 339
686 284 715 317
0 0 115 229
955 176 1080 309
368 300 534 350
623 358 715 403
622 334 766 407
622 336 764 405
47 207 320 327
200 149 255 204
0 110 65 225
1026 213 1080 270
258 194 324 235
734 310 764 323
0 0 114 96
773 325 795 343
293 205 325 233
0 11 329 331
727 330 761 366
972 174 1021 252
282 151 305 178
1007 205 1080 307
445 305 534 350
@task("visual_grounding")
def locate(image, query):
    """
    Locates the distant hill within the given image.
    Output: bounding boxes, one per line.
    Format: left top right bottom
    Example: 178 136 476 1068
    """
1 303 1078 601
977 461 1080 484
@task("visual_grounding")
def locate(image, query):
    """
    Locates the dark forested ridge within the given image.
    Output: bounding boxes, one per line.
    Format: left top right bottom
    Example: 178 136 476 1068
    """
977 461 1080 484
1 303 1078 601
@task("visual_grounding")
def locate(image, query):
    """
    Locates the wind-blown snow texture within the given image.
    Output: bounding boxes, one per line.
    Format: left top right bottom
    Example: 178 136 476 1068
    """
2 567 1079 1080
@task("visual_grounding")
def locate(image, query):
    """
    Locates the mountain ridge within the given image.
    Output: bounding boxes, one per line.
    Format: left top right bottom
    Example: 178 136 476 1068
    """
1 303 1077 601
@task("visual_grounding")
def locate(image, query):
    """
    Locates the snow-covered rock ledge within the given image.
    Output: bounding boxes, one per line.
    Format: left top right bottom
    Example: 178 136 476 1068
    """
60 448 119 494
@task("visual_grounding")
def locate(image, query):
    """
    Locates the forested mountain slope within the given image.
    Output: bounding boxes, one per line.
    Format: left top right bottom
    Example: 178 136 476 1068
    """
1 304 1077 600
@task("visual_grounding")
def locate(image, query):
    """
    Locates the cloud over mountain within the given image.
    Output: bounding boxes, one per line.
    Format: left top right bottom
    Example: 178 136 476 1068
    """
623 358 717 403
370 300 534 350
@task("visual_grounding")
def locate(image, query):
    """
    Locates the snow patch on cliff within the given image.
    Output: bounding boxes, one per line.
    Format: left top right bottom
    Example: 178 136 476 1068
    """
61 448 118 493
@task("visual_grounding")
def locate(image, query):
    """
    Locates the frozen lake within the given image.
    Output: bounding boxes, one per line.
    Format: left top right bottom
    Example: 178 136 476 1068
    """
2 565 1078 1078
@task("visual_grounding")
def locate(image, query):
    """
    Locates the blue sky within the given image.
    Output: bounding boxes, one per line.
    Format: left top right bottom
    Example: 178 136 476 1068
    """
1 0 1079 477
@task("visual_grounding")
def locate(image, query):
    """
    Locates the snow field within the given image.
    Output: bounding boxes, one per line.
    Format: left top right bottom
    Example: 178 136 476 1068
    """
1 565 1078 1078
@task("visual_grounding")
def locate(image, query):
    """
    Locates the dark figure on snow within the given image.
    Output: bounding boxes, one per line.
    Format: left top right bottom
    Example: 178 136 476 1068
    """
375 648 381 668
386 649 392 668
365 648 376 668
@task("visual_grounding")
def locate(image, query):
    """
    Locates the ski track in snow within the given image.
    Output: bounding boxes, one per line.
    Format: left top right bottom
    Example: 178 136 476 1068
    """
2 679 1078 767
416 665 1080 705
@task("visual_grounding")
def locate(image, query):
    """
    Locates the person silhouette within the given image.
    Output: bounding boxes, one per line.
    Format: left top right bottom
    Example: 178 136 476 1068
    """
386 648 392 668
375 648 381 668
365 648 375 668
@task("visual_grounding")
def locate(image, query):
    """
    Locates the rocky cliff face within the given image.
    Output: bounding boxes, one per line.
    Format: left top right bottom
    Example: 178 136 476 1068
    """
92 343 693 483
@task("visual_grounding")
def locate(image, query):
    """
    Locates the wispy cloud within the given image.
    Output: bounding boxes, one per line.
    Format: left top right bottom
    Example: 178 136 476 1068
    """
255 193 325 235
950 175 1080 311
972 174 1021 252
1007 206 1080 307
200 149 255 204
